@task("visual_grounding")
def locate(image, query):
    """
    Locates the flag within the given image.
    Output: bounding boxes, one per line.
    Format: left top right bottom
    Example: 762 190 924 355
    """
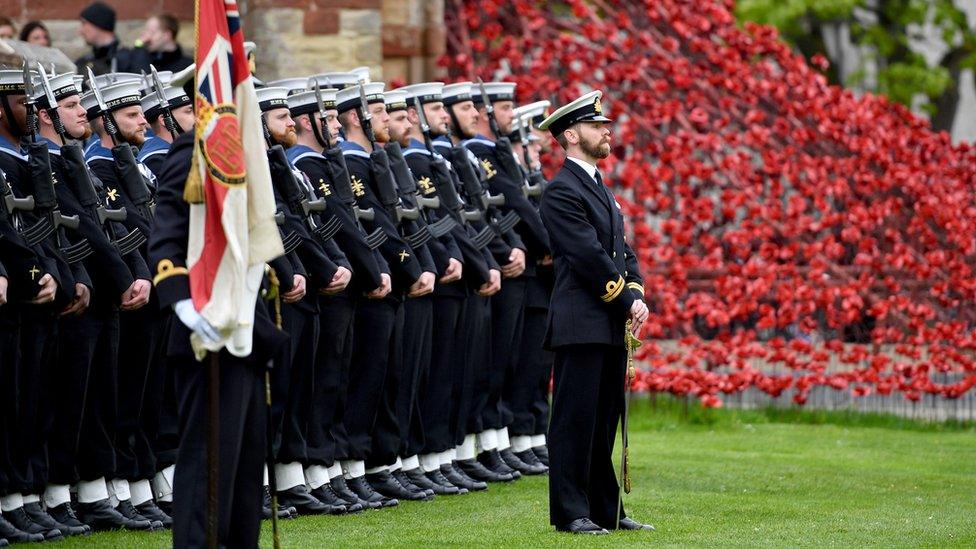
185 0 283 360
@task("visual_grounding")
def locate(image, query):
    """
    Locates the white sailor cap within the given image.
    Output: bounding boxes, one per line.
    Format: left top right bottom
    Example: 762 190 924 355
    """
244 41 257 57
256 86 290 112
514 100 551 127
336 82 385 114
472 81 516 105
506 112 541 143
538 90 611 135
138 70 173 94
0 70 27 94
140 85 192 120
398 82 444 106
309 72 360 90
81 80 143 121
89 72 143 91
32 72 79 109
288 87 338 117
266 77 309 95
350 66 371 84
383 89 408 112
441 81 472 106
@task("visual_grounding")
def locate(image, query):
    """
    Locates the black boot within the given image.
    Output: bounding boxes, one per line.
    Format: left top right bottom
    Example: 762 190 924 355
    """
278 485 339 515
441 464 487 492
402 468 439 492
532 445 549 467
76 499 158 531
23 501 90 536
0 514 44 544
392 469 435 499
46 502 91 534
478 449 523 479
500 448 547 475
424 469 467 495
367 471 431 501
2 507 63 541
261 487 296 520
116 500 164 530
456 458 515 482
330 477 373 509
156 500 172 517
346 476 398 508
134 500 173 528
514 448 550 474
310 483 362 514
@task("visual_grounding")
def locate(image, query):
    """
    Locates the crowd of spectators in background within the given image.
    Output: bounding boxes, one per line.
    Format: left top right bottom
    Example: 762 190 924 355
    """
0 1 191 76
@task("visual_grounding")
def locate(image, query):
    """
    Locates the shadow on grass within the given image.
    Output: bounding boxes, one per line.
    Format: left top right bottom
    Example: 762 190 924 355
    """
628 393 976 433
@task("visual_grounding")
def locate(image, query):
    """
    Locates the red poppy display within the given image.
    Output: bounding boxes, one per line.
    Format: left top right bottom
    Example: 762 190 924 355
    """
444 0 976 407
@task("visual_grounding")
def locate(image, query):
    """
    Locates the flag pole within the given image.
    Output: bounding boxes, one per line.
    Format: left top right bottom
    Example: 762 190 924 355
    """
207 351 219 549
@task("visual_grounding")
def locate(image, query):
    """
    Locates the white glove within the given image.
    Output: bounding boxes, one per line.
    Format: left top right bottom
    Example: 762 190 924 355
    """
173 299 220 345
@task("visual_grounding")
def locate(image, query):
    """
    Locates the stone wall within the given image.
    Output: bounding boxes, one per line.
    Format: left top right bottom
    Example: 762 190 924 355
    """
1 0 445 84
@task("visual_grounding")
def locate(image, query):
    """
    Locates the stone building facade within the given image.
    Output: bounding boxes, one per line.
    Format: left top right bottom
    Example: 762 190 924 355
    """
0 0 446 83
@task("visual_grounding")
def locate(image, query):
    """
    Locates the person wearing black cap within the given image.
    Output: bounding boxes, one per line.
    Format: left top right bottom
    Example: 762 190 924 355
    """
538 91 653 535
76 1 151 76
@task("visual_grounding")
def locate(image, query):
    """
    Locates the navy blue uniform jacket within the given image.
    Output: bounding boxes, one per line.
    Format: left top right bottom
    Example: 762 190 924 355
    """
539 159 643 350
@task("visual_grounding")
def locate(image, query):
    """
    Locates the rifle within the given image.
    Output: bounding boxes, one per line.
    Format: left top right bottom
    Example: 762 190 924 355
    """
86 67 156 223
356 82 416 224
61 143 144 255
410 96 463 239
447 144 520 247
514 115 545 197
150 64 182 138
476 79 531 194
309 84 386 250
24 64 92 261
266 142 342 244
382 141 434 249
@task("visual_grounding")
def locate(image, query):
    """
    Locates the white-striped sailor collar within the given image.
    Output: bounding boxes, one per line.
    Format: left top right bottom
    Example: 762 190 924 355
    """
339 139 370 158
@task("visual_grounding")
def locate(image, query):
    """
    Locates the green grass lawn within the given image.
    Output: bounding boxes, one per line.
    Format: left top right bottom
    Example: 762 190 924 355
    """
59 398 976 547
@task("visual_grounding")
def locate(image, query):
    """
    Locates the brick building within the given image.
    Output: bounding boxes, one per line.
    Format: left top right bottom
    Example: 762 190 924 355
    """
0 0 446 83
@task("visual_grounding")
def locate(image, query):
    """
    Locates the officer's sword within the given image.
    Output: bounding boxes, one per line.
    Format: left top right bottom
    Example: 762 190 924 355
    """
617 320 642 529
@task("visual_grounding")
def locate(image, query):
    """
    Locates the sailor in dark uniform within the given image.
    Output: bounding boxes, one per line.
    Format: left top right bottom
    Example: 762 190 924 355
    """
464 82 550 477
137 75 194 176
33 74 157 532
433 82 517 483
334 82 434 509
538 91 653 534
504 101 554 468
136 73 195 516
0 69 74 544
256 85 356 515
398 82 498 493
81 79 171 527
286 80 387 511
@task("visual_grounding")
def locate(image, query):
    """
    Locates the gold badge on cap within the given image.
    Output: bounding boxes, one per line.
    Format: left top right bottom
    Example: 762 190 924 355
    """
594 97 602 114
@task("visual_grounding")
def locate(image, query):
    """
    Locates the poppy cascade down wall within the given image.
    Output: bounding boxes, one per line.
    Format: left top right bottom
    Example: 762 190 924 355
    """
444 0 976 407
